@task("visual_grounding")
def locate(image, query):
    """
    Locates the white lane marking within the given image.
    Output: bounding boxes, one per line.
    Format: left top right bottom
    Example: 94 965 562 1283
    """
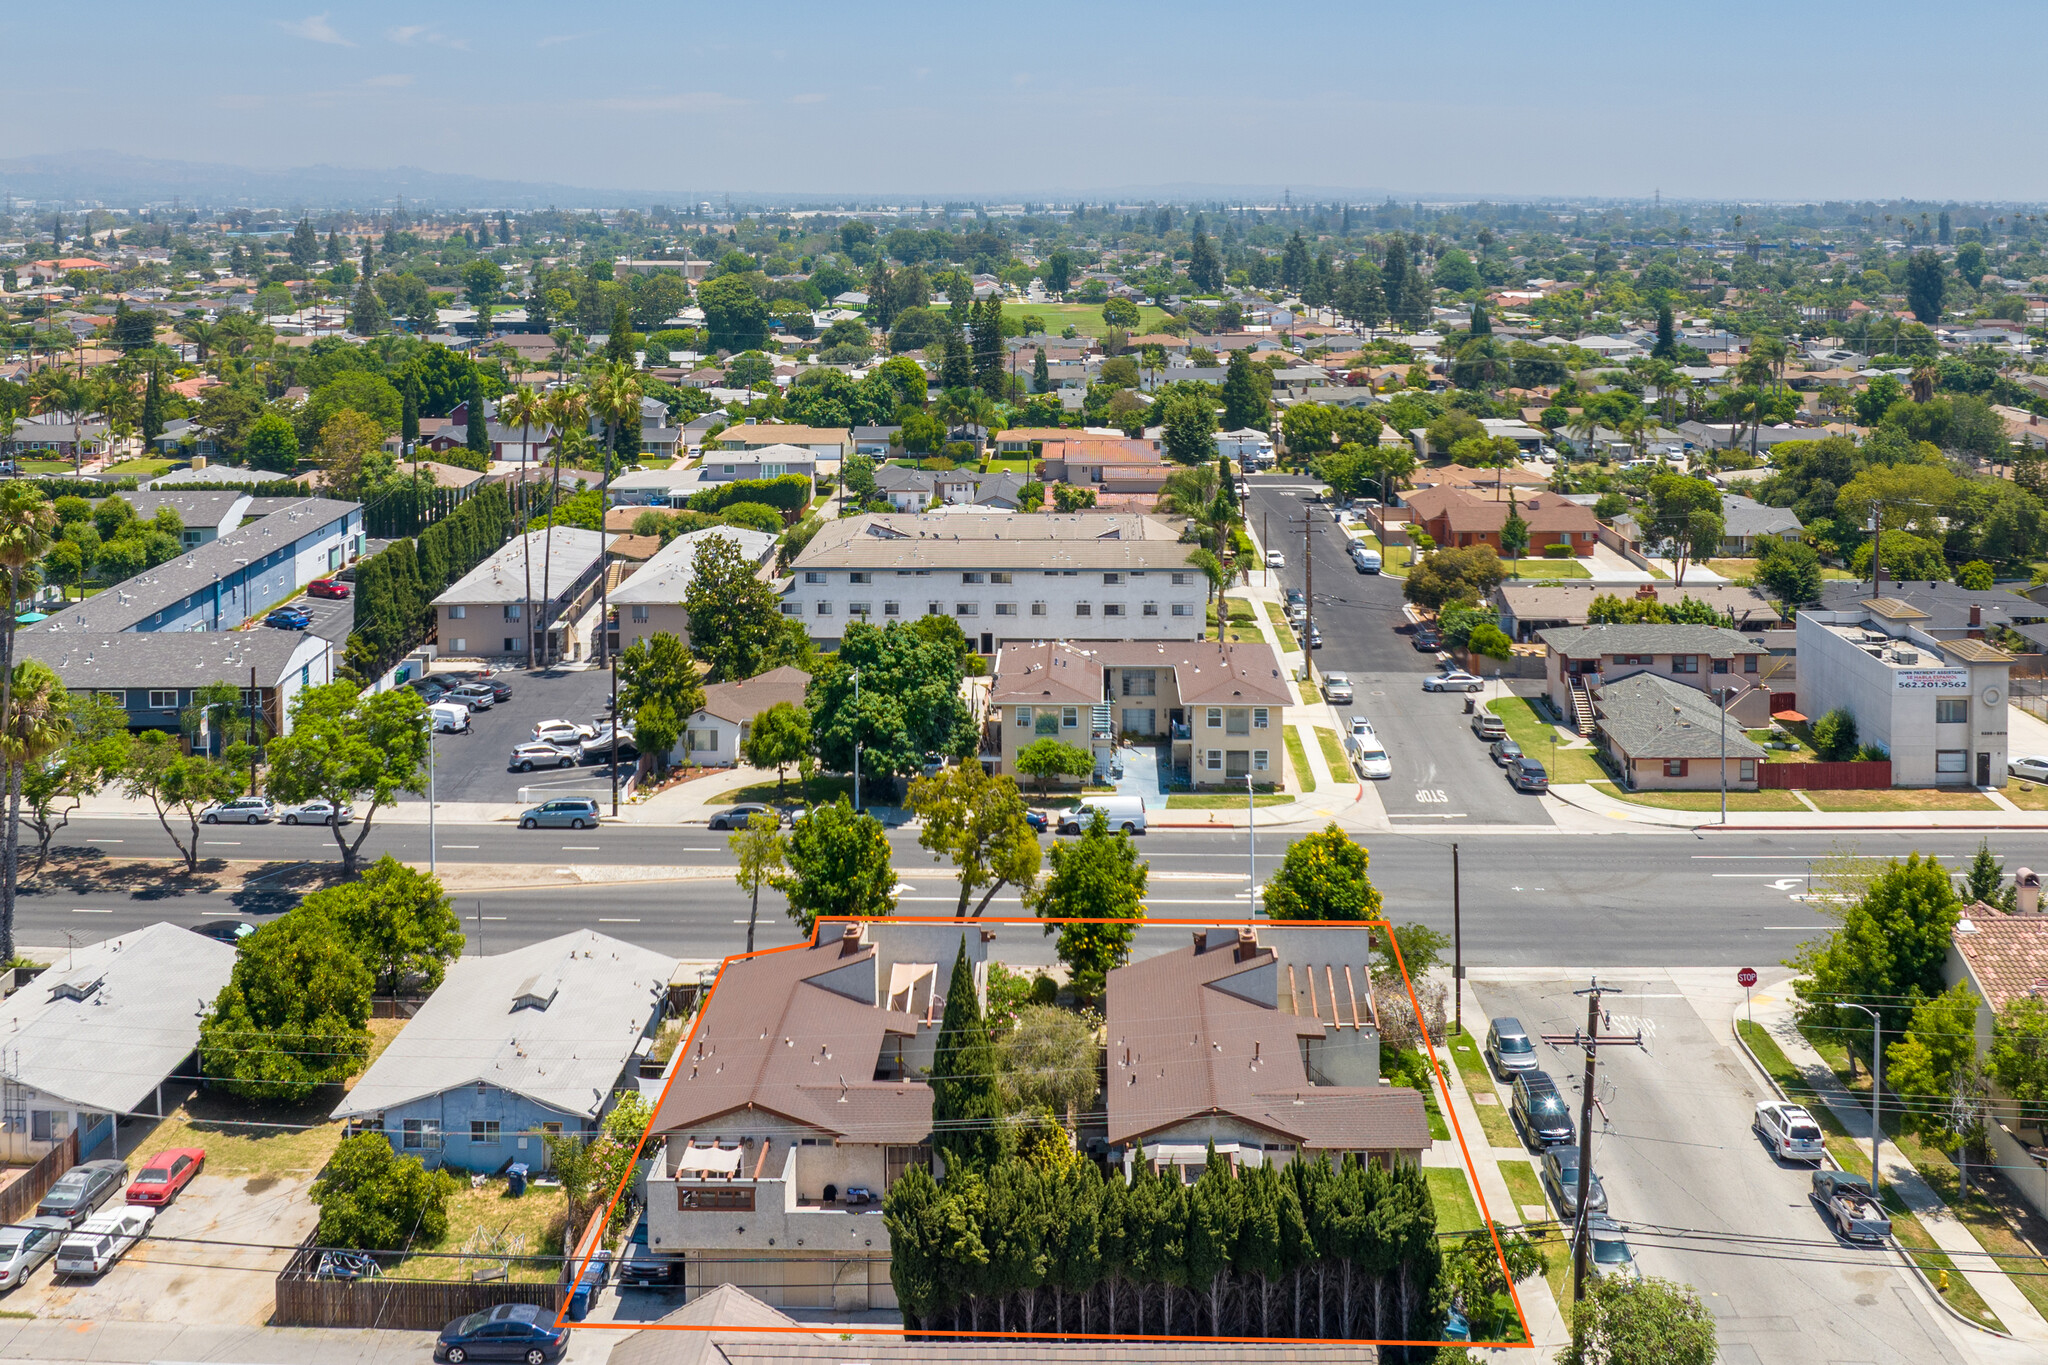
562 846 601 851
444 844 480 849
72 908 111 914
479 916 507 921
598 917 640 923
203 841 242 846
1389 813 1468 819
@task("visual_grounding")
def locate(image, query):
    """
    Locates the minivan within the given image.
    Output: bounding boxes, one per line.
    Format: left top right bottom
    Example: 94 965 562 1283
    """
1486 1017 1540 1077
1057 795 1146 836
519 798 601 830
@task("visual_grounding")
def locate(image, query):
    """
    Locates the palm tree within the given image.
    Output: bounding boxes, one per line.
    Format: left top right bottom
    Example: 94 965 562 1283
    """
176 318 218 363
0 489 57 963
536 386 589 666
1565 410 1599 464
1185 548 1227 641
498 387 546 661
589 363 644 668
1909 360 1938 405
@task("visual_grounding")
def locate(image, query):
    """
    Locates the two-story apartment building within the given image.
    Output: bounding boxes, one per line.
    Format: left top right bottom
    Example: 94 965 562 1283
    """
1401 485 1599 557
611 527 779 655
688 444 819 493
985 639 1293 789
1797 597 2013 788
1538 623 1773 733
645 921 989 1308
715 424 850 467
432 527 611 664
782 513 1208 653
1106 926 1430 1179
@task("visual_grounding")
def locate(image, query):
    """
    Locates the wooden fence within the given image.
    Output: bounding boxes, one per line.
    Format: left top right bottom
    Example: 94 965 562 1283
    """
273 1240 564 1330
0 1131 77 1227
1759 761 1892 790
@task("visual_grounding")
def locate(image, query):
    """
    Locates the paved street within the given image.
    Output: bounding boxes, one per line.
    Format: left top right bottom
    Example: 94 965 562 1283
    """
1469 970 1971 1365
1245 476 1552 828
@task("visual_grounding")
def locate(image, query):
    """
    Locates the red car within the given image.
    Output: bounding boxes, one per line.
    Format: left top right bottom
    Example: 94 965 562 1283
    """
126 1148 204 1206
306 579 350 599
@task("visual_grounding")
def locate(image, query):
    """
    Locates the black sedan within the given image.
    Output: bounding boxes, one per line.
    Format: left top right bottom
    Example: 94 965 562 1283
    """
436 1303 570 1365
36 1160 127 1226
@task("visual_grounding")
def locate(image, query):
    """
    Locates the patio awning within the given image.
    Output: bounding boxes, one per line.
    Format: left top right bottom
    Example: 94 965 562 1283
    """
1771 710 1807 724
674 1144 743 1175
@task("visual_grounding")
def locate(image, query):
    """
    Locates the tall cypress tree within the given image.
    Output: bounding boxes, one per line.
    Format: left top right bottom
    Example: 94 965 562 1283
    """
605 299 635 367
1652 301 1678 360
401 368 420 446
929 936 1006 1173
465 365 489 456
139 360 164 443
1031 346 1050 394
941 330 973 392
972 294 1004 397
1469 301 1492 336
1221 348 1269 432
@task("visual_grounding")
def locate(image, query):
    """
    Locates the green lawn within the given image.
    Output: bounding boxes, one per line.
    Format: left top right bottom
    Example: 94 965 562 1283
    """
714 774 853 806
1487 696 1604 785
1590 782 1810 812
1426 1166 1484 1236
1206 598 1257 643
1020 301 1175 338
1163 792 1295 809
1446 1026 1521 1148
1806 789 1997 812
1315 726 1349 774
1349 532 1409 578
1501 557 1592 579
101 457 177 480
1498 1159 1548 1225
1283 728 1315 793
388 1177 568 1284
17 459 74 475
1262 601 1292 628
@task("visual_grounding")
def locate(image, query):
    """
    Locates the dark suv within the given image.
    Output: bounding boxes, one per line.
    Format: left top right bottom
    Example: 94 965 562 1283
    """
1510 1072 1576 1150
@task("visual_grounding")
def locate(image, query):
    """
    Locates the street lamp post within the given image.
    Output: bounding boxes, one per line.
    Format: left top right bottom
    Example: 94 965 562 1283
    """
1246 773 1257 915
1836 1002 1884 1191
423 718 437 876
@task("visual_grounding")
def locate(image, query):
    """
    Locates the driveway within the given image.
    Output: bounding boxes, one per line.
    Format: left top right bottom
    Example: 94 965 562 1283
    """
13 1171 317 1326
397 666 618 804
1245 478 1553 827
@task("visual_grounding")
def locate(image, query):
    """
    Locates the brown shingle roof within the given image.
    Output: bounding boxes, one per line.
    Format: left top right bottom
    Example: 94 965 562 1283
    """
989 640 1293 709
1106 935 1429 1154
697 665 810 725
649 932 933 1144
1955 912 2048 1012
1402 485 1599 536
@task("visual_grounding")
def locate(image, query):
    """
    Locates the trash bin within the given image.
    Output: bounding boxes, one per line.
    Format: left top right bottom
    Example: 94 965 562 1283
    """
567 1250 609 1320
1463 696 1475 714
507 1163 528 1197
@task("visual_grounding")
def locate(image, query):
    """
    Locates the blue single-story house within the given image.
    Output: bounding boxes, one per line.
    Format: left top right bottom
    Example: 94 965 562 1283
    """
332 930 676 1173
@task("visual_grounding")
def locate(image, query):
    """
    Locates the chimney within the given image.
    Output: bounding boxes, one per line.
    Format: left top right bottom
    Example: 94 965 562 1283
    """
1970 605 1983 628
1235 927 1260 962
2019 868 2041 916
191 455 208 470
1634 583 1658 601
1193 930 1207 953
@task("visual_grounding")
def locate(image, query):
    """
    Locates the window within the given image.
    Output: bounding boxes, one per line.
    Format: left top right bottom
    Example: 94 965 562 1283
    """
504 604 523 622
1016 707 1033 728
1663 759 1689 777
1104 572 1122 584
1226 708 1250 735
1739 759 1756 782
1206 749 1223 771
1936 698 1969 724
452 638 466 652
781 602 800 615
1253 749 1270 771
1253 708 1270 729
686 729 719 751
762 463 785 478
504 638 517 652
927 601 941 616
849 572 871 584
449 605 466 619
1711 658 1730 674
1172 572 1191 585
815 602 832 616
955 603 977 616
849 602 871 617
805 571 827 585
1061 706 1078 729
1206 707 1222 728
1142 602 1159 616
991 572 1013 584
1172 603 1193 617
1075 603 1092 617
1122 671 1157 697
470 1120 501 1144
1937 749 1969 774
1103 603 1125 617
1031 602 1047 616
884 601 900 617
1611 653 1648 666
1744 655 1759 673
1671 655 1698 674
962 572 985 584
402 1119 423 1149
678 1185 754 1211
631 604 649 622
995 603 1016 616
147 690 178 710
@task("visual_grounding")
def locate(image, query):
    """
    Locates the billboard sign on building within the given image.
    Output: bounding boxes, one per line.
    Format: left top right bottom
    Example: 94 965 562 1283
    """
1894 668 1971 691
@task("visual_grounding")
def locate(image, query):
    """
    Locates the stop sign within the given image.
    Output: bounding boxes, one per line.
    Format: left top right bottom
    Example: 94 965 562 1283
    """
1737 967 1758 988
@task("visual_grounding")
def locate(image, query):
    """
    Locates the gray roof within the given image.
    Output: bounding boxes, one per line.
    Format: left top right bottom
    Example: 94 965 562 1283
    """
1817 581 2046 634
1494 582 1782 628
434 528 609 606
1537 623 1756 658
611 526 779 607
0 923 236 1115
1720 493 1803 539
113 489 253 537
1597 672 1767 762
333 930 674 1122
795 512 1190 572
143 464 278 489
20 618 329 691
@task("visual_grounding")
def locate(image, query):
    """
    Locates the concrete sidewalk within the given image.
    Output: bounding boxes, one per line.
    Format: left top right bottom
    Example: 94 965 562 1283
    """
1745 987 2048 1343
1548 780 2048 832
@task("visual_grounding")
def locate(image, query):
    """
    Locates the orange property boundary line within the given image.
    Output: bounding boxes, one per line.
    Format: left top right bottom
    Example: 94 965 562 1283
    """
557 915 1532 1349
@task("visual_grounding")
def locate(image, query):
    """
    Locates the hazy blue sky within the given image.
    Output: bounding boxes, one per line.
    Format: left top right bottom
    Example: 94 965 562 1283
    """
9 1 2039 201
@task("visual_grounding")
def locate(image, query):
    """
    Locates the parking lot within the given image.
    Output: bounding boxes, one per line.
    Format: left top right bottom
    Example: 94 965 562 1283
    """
402 664 620 804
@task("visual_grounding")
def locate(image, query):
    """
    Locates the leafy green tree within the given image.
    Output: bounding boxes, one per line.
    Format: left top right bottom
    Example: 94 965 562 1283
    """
1263 824 1383 921
1808 707 1859 762
1905 250 1946 324
808 621 975 780
349 273 389 336
995 1005 1097 1127
908 764 1042 916
682 533 807 681
1884 983 1986 1150
200 905 373 1101
1160 392 1215 465
1990 997 2048 1129
1221 348 1270 432
119 728 247 873
740 700 812 798
264 683 430 876
929 937 1008 1172
1013 737 1094 795
1404 544 1508 612
1756 537 1822 607
243 410 300 473
1645 473 1724 584
1052 483 1097 513
302 855 464 994
617 631 707 772
1964 838 2018 912
18 690 124 879
731 811 788 954
1101 297 1141 330
1562 1276 1717 1365
1499 498 1530 566
1468 622 1513 660
311 1133 459 1250
1792 853 1961 1037
1652 302 1678 361
772 797 895 931
699 274 770 352
1027 811 1147 1002
1955 559 1995 591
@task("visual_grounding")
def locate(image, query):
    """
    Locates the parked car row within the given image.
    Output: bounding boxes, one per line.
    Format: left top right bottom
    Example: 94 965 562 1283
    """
510 719 638 773
2 1149 202 1291
199 797 355 825
1751 1100 1892 1243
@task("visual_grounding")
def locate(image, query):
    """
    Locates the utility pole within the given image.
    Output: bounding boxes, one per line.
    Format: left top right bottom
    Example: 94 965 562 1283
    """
1451 843 1463 1035
1303 506 1315 686
1540 979 1643 1305
851 669 862 814
247 666 260 795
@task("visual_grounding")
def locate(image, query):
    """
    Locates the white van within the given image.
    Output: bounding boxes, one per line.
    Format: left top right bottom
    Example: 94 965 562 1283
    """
428 701 471 734
1057 795 1147 836
1348 728 1393 780
1351 544 1382 574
